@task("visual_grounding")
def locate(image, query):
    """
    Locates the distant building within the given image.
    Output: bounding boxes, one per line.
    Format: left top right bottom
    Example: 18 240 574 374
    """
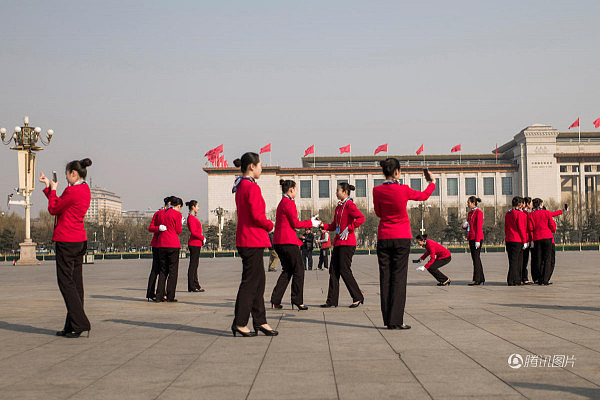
204 124 600 229
86 186 123 222
122 209 157 221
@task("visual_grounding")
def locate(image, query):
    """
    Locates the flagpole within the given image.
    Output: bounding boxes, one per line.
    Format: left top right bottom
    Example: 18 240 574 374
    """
314 145 316 169
578 118 581 143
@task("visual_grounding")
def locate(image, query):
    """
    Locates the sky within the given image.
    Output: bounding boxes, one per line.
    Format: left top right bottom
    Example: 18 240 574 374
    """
1 0 599 220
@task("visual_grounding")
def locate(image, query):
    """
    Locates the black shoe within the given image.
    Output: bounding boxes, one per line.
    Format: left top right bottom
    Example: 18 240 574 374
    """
189 288 205 292
320 303 335 308
388 324 411 330
166 299 178 302
271 302 283 309
292 303 308 311
56 330 67 336
349 300 363 308
231 324 257 337
254 325 279 336
146 297 156 302
468 281 483 286
63 330 90 338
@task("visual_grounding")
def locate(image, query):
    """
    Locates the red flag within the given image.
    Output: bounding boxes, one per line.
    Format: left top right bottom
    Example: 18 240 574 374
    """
339 144 351 154
260 143 271 154
568 118 579 129
451 144 461 153
416 143 424 155
304 145 315 157
218 155 224 167
495 143 498 160
594 118 600 128
374 143 388 155
205 144 223 157
224 159 229 168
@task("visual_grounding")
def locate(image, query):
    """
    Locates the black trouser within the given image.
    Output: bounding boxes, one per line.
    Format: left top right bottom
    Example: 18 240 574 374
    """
549 242 556 282
318 248 329 269
156 247 179 301
506 242 523 286
521 247 530 283
271 244 305 305
530 243 540 282
302 248 313 270
234 247 267 327
326 246 363 306
469 240 485 283
428 257 451 283
376 239 410 326
534 239 553 285
146 247 160 299
188 246 202 291
55 241 90 333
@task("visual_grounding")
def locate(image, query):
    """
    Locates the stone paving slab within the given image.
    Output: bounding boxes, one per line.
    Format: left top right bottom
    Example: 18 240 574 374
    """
0 252 599 399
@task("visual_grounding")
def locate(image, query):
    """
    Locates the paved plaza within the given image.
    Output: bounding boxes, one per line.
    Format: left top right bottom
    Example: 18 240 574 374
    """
1 252 599 400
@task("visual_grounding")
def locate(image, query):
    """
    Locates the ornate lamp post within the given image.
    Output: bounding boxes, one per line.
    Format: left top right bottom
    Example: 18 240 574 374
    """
1 116 54 265
211 207 227 251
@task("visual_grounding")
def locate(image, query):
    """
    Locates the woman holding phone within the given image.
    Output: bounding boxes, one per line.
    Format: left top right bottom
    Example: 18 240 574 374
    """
186 200 206 293
39 158 92 338
463 196 485 285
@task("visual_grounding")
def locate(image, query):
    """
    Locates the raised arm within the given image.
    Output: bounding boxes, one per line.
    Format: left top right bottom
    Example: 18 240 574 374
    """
43 187 74 216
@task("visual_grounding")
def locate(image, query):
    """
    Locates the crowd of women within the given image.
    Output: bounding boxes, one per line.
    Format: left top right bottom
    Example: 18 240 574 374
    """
38 152 565 339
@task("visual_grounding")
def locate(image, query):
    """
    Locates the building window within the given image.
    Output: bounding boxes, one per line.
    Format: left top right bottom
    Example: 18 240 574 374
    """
501 177 513 195
410 178 421 191
355 179 367 197
431 180 440 196
559 165 567 173
398 178 404 185
584 165 592 172
483 177 494 195
318 180 329 198
465 178 476 196
300 180 312 198
572 165 579 172
447 178 458 196
374 179 384 187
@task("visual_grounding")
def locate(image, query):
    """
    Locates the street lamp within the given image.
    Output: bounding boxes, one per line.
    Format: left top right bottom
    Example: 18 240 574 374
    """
1 116 54 265
412 202 432 236
211 207 227 251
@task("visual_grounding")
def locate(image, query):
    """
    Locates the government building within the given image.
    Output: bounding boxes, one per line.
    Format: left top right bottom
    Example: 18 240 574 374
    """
204 124 600 228
85 186 123 222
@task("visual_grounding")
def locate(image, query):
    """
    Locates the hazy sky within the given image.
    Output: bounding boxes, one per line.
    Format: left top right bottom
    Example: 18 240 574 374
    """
1 0 599 219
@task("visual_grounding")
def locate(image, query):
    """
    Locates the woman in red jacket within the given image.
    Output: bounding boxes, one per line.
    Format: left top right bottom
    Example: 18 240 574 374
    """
232 152 277 337
505 196 528 286
155 196 183 302
186 200 206 293
270 180 320 310
414 234 451 286
39 158 92 338
463 196 485 285
527 198 557 285
146 196 172 301
373 159 436 329
320 182 366 308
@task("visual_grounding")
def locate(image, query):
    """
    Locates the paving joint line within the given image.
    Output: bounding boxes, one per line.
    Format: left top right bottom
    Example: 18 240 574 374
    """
323 311 341 400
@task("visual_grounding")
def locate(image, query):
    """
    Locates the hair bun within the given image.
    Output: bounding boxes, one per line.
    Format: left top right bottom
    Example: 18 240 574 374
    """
279 179 285 185
233 158 241 167
185 201 191 207
379 160 385 167
349 185 356 191
80 158 92 167
476 197 482 203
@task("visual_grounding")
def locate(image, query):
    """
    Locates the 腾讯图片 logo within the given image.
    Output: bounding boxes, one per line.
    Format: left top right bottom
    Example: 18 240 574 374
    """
507 353 575 369
508 353 523 369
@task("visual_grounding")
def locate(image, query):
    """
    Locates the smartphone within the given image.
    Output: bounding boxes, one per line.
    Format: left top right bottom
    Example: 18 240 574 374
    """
52 171 57 183
423 168 433 182
564 203 568 211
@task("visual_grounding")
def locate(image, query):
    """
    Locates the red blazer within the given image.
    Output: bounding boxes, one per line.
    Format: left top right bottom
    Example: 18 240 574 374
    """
419 239 451 269
523 209 533 242
235 178 273 248
322 198 365 247
527 209 556 241
273 196 312 246
465 208 484 241
43 183 90 242
187 214 205 247
148 209 164 248
157 207 182 248
373 182 435 239
318 231 331 249
504 209 527 243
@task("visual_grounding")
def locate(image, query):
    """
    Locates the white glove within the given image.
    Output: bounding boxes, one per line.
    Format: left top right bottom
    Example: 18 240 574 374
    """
311 215 320 228
529 241 534 249
269 223 275 234
203 237 207 245
182 217 186 225
523 242 528 250
339 227 349 240
462 221 469 229
159 225 167 232
416 266 426 272
475 242 480 249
